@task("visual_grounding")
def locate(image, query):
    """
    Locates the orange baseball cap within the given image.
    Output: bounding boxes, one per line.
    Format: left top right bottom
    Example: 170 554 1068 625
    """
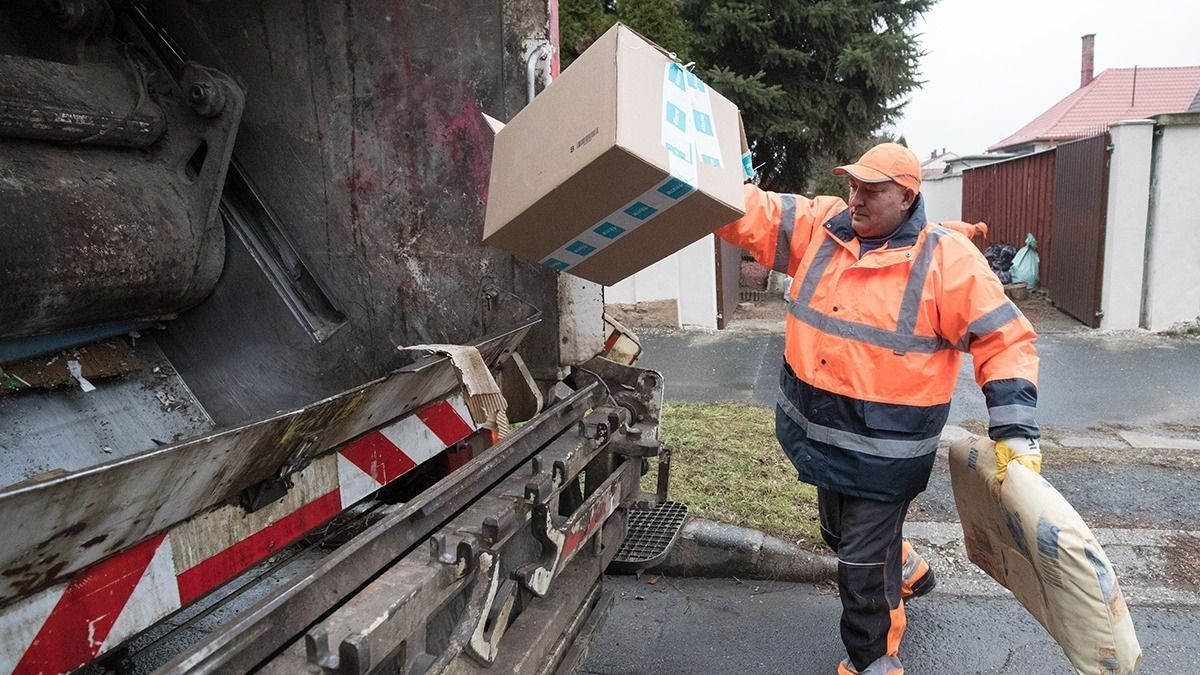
833 142 921 193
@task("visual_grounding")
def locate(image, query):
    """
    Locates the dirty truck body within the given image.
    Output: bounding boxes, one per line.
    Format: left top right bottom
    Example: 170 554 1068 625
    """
0 1 679 672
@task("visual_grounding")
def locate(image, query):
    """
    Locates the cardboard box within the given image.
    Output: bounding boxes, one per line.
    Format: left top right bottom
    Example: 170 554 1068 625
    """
483 23 747 286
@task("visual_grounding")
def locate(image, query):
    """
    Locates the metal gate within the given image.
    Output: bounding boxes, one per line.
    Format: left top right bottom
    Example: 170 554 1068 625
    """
1048 133 1110 327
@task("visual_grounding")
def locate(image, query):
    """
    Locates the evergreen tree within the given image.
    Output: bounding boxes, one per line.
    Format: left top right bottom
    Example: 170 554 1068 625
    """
559 0 611 65
684 0 932 190
560 0 696 67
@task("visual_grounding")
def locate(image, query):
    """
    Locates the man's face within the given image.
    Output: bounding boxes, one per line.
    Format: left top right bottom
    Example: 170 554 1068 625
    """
847 177 916 239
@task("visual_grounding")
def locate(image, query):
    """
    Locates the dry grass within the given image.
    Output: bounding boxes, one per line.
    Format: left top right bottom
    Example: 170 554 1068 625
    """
647 401 821 545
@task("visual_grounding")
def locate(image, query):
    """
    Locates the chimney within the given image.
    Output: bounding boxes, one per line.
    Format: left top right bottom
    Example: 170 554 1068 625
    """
1081 33 1095 88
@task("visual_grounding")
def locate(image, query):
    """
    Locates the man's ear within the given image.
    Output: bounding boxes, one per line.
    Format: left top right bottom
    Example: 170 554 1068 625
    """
902 188 917 209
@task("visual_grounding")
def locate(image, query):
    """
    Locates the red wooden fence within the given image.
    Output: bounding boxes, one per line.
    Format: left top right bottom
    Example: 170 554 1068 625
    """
961 149 1056 283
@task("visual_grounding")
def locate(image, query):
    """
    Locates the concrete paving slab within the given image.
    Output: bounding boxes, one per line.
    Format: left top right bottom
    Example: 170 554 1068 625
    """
904 520 1200 554
1118 430 1200 450
904 520 1200 610
1058 434 1129 449
913 456 1200 531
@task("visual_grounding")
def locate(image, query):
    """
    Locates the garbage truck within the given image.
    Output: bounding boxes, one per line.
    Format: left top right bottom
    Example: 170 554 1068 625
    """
0 1 684 672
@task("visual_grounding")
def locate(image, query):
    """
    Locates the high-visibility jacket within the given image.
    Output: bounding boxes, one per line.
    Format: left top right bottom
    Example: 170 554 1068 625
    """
717 185 1039 501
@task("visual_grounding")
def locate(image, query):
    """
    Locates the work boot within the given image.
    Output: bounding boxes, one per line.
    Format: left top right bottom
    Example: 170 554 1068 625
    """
837 655 904 674
901 539 936 600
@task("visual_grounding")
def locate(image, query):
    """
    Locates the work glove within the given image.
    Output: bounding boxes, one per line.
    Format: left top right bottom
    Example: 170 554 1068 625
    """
995 437 1042 482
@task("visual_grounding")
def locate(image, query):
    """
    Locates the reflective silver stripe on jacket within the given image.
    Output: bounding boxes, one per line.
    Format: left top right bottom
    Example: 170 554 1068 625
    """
895 227 951 335
987 403 1037 429
772 194 798 273
956 301 1022 351
777 387 940 459
787 230 954 354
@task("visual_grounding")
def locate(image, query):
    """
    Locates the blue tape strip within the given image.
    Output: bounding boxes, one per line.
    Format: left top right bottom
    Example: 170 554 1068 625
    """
657 178 694 199
666 102 688 133
566 240 596 256
595 221 625 239
668 63 688 90
538 64 728 275
539 176 691 272
624 202 657 220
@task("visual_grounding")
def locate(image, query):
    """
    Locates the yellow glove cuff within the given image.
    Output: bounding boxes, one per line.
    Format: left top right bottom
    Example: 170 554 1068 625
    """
995 438 1043 482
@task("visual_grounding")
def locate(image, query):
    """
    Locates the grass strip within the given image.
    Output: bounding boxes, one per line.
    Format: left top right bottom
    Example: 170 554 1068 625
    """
649 401 821 545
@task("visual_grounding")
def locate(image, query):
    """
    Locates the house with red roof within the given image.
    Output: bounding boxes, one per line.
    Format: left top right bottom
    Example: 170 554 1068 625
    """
952 35 1200 334
990 35 1200 154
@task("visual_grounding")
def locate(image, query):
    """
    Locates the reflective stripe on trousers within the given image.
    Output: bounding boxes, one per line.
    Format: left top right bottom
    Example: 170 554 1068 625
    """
820 489 909 673
839 655 904 675
777 386 939 459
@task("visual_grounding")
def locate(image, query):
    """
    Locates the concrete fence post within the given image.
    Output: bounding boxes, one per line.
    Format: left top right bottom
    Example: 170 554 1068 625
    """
1142 113 1200 331
1098 119 1154 330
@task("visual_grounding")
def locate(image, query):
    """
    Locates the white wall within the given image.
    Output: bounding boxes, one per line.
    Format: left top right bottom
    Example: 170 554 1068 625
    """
604 254 679 305
603 237 719 329
1143 118 1200 331
1098 120 1154 330
921 174 962 223
676 235 719 329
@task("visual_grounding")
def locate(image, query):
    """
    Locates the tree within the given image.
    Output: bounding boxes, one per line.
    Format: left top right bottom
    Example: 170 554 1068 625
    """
560 0 697 68
559 0 611 65
683 0 932 191
560 0 932 192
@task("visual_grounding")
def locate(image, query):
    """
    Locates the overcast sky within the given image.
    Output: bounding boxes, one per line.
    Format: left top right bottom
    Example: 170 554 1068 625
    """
896 0 1200 160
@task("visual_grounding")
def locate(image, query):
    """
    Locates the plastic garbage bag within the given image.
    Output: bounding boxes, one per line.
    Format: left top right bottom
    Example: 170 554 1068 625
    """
1010 233 1040 290
984 243 1017 271
983 243 1018 285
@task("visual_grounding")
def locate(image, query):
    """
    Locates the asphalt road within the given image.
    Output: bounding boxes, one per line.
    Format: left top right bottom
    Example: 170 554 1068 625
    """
583 575 1199 674
580 324 1200 674
638 329 1200 430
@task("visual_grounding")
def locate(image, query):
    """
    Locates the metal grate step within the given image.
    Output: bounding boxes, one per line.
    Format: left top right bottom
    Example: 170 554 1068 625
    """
739 290 769 302
610 501 688 572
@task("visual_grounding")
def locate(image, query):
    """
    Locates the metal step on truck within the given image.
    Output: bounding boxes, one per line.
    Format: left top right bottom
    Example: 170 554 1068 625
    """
0 1 685 672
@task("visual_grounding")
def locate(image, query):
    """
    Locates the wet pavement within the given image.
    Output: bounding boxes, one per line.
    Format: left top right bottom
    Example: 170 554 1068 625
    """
583 575 1198 674
637 326 1200 430
913 456 1200 531
582 317 1200 674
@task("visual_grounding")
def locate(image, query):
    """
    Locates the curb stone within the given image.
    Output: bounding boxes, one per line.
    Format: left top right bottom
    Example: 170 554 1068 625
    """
639 518 838 582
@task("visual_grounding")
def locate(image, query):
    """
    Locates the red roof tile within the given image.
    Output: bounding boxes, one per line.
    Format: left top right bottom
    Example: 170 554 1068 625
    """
989 66 1200 151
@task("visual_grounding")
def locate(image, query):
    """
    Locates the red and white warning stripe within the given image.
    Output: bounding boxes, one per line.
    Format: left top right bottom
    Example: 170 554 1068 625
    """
0 394 476 675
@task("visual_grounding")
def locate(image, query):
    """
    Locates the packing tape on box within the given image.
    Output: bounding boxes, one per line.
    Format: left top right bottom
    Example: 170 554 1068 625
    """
662 62 723 186
540 62 723 274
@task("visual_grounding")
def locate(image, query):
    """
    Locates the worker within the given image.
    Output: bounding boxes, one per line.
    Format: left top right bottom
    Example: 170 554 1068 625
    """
716 143 1041 675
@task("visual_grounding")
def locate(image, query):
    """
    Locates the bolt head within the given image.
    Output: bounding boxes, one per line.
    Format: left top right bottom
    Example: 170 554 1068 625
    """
189 83 211 103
